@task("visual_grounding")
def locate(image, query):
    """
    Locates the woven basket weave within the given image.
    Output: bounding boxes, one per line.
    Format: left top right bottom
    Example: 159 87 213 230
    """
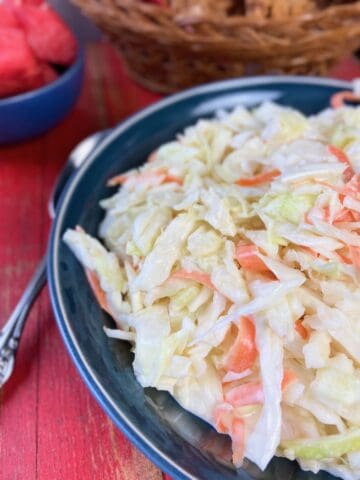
73 0 360 93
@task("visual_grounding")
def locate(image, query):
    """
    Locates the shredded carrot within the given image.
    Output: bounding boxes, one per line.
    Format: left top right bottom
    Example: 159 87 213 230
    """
75 225 85 233
322 206 330 223
281 369 297 390
331 91 360 109
171 269 215 290
334 247 353 265
305 206 332 225
214 403 233 434
215 416 228 435
225 373 296 407
235 244 270 272
235 169 280 187
308 205 354 225
304 211 313 225
107 169 183 187
214 405 246 465
328 144 354 181
224 370 296 408
328 144 352 167
107 174 123 186
231 418 245 466
349 246 360 268
337 253 353 265
225 382 264 407
147 149 158 163
294 318 309 340
316 180 342 194
352 211 360 222
110 174 127 185
225 316 257 374
107 172 156 186
305 208 323 224
107 174 126 185
162 173 183 185
85 268 113 316
75 225 112 314
314 206 347 225
342 174 360 199
317 177 360 203
301 246 340 264
334 208 355 223
300 246 320 258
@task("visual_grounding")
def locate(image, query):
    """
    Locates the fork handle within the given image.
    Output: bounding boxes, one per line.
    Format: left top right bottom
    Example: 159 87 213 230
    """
0 255 47 386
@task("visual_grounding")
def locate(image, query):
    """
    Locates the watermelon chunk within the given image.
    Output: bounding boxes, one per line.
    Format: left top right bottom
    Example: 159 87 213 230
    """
0 4 20 28
40 63 59 85
0 26 42 98
13 3 77 66
21 0 45 5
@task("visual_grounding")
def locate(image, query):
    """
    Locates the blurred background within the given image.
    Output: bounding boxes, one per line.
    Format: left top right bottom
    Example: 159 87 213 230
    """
50 0 100 42
1 0 359 143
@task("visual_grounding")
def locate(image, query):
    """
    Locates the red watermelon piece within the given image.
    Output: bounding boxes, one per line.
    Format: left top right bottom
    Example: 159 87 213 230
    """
21 0 45 5
4 0 45 6
40 63 59 85
12 3 77 66
0 4 21 28
0 26 42 98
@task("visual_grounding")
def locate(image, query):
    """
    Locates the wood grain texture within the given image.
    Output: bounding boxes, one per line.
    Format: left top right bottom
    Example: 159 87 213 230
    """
0 42 162 480
0 42 358 480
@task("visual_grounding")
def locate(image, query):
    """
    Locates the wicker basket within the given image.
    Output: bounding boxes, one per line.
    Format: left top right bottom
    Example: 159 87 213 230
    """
73 0 360 93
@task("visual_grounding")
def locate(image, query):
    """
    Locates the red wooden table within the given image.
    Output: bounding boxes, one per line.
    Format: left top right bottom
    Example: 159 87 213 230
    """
0 42 359 480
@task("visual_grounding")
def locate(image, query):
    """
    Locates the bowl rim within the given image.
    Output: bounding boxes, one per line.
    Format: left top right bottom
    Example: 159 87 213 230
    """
48 75 352 480
0 45 85 107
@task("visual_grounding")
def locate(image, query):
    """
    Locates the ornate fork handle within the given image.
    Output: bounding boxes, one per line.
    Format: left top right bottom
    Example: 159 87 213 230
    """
0 256 47 387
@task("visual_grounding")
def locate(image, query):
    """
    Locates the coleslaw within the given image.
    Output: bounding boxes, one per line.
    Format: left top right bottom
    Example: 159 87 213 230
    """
64 92 360 479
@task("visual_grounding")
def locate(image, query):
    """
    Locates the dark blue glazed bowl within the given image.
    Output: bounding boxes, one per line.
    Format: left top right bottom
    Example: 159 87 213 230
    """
0 48 84 144
48 76 351 480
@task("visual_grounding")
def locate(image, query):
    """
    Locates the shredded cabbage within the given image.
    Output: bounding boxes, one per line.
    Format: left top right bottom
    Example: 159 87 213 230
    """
64 100 360 480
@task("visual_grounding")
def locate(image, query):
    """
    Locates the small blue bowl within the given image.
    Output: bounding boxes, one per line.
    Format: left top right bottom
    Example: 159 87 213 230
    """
0 47 84 144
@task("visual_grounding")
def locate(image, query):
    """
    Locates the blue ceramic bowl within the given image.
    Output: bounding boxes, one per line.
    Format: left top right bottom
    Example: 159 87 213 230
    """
48 76 351 480
0 48 84 144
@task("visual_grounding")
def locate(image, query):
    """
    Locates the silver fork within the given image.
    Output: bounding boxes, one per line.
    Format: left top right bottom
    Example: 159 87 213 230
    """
0 130 109 387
